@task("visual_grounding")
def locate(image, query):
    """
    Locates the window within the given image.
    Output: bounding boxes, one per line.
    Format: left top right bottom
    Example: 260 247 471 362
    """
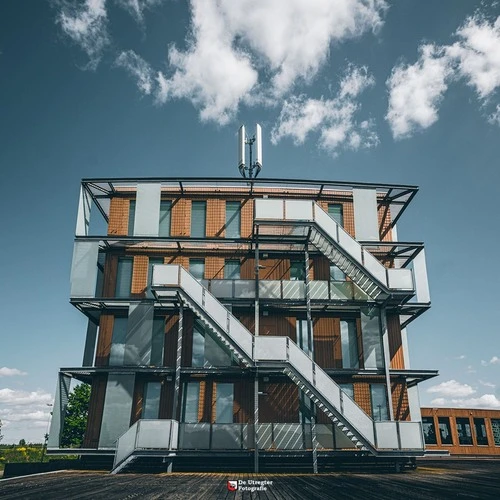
109 317 128 366
422 417 437 445
215 383 234 423
330 264 346 282
492 419 500 446
159 200 171 237
150 317 165 366
142 382 161 419
340 320 359 369
474 418 489 446
191 201 206 238
192 322 205 367
456 417 473 445
182 382 200 423
224 260 241 279
296 319 312 356
370 384 388 421
192 321 231 367
328 203 344 227
290 261 306 281
339 383 354 400
226 201 241 238
438 417 453 445
189 259 205 280
115 257 133 298
128 200 136 235
147 257 164 298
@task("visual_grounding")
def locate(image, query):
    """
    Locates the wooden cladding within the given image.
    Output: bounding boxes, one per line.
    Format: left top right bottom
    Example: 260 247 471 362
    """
391 381 410 421
387 314 405 369
260 383 299 423
259 315 296 341
312 317 341 369
95 314 114 367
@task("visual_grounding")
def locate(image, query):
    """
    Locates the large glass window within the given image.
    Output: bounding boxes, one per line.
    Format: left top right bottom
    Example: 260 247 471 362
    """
192 322 205 367
189 259 205 280
191 201 206 238
456 417 473 445
422 416 437 445
340 320 359 369
192 321 231 367
328 203 344 227
339 383 354 400
330 264 346 282
150 317 165 366
370 384 388 421
226 201 241 238
128 200 136 235
182 382 200 423
290 261 306 281
224 260 241 279
492 419 500 446
296 319 312 357
474 418 489 446
361 307 384 369
215 383 234 423
142 381 161 419
147 257 164 298
159 200 172 237
109 317 128 366
115 257 133 298
438 417 453 445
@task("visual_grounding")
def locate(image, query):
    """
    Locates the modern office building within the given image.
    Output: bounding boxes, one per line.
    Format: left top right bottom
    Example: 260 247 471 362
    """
48 175 436 472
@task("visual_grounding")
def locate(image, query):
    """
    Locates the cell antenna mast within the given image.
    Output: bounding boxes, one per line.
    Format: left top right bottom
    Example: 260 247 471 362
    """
238 124 262 179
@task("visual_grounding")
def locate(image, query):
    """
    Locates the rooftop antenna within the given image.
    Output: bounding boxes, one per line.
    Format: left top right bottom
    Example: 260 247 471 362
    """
238 124 262 179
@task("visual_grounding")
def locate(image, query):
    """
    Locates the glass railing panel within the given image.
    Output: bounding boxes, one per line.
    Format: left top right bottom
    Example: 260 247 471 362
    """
114 422 138 467
334 427 357 449
203 292 229 330
342 396 375 445
282 280 305 299
179 268 203 305
254 336 287 361
179 423 210 450
152 264 179 288
315 424 334 450
257 423 273 449
288 342 314 383
254 199 284 220
309 281 329 300
374 422 399 449
314 206 339 242
330 282 354 300
284 200 313 220
338 228 363 263
362 249 387 286
274 423 308 450
208 280 233 298
387 268 414 291
234 280 256 298
228 315 253 357
314 369 341 409
398 421 424 449
136 420 177 449
211 424 243 450
259 280 281 299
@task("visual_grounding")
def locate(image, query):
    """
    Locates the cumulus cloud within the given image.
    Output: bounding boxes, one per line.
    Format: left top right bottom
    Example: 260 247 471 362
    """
481 355 500 366
0 388 53 406
57 0 109 70
386 14 500 138
479 380 496 389
115 50 154 94
427 379 476 398
386 44 454 139
271 65 378 154
0 367 27 377
114 0 163 23
431 394 500 409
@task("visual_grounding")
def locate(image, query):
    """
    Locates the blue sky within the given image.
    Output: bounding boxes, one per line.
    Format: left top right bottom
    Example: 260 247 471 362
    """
1 0 499 443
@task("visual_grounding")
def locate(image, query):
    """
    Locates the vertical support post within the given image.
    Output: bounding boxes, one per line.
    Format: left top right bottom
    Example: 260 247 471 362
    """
311 416 318 474
254 234 260 473
172 302 183 421
380 308 395 421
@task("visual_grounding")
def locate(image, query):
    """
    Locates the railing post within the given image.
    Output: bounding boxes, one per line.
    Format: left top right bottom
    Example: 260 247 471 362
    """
311 416 318 474
172 302 183 421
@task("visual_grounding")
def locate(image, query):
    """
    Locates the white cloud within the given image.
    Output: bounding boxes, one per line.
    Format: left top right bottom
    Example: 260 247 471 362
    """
479 380 496 389
0 367 27 377
114 0 163 23
429 394 500 409
481 355 500 366
386 44 454 139
488 104 500 124
271 65 378 155
454 355 466 360
447 15 500 100
115 51 154 95
0 388 53 406
430 398 446 406
427 379 476 398
58 0 109 70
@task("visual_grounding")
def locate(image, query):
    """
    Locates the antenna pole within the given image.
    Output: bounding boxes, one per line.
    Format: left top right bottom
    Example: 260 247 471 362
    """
238 124 261 179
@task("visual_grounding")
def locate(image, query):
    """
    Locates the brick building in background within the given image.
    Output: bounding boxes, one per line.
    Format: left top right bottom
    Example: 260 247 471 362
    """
48 177 438 472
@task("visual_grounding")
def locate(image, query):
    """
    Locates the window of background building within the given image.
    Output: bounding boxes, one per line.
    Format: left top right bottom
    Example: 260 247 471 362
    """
340 320 359 369
189 259 205 280
491 419 500 446
422 416 437 445
115 257 133 298
159 200 172 237
438 417 453 445
330 264 346 282
215 383 234 423
142 381 161 419
474 418 489 446
456 417 473 445
290 261 306 281
339 383 354 400
370 384 388 421
182 382 200 423
224 260 241 279
328 203 344 227
226 201 241 238
191 201 206 238
109 317 128 366
128 200 136 235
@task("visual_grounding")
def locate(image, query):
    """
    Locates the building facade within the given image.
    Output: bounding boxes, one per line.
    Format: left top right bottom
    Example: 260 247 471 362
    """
48 177 435 471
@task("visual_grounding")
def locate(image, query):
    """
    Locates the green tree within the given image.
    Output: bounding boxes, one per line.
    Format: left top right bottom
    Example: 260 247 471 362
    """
60 383 91 448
